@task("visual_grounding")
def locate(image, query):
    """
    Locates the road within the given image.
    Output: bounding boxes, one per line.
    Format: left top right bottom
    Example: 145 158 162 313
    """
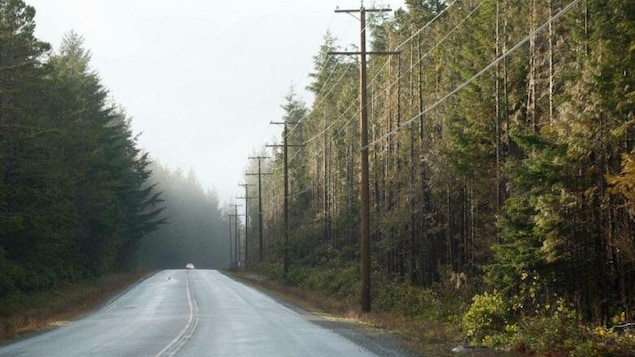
0 270 410 356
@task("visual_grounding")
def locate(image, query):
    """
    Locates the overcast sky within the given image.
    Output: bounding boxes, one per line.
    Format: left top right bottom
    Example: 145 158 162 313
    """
26 0 406 203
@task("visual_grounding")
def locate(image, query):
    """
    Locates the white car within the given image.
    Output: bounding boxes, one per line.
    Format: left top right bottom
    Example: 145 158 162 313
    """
185 263 195 269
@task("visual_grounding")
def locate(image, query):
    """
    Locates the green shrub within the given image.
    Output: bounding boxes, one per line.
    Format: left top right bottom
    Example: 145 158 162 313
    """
372 274 464 324
463 295 635 355
573 326 635 357
506 299 580 353
371 275 400 311
462 291 512 344
285 265 310 285
253 260 283 280
303 264 358 300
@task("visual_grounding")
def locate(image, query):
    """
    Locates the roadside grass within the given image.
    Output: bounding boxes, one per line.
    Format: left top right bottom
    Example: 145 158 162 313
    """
0 271 149 341
245 263 635 356
230 267 467 356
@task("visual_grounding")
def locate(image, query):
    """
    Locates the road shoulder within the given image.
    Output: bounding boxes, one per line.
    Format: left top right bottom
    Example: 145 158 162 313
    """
224 271 420 357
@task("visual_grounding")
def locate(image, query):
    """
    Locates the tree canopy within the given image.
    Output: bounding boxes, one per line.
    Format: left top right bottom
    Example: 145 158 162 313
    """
1 1 163 294
248 0 635 337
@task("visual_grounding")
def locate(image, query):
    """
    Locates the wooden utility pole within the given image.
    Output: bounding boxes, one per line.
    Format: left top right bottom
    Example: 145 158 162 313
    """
247 156 271 263
267 122 302 278
227 213 234 268
330 4 395 312
237 183 255 265
230 204 243 268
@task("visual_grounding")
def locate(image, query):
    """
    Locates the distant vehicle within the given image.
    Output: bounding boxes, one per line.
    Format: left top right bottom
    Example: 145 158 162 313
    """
186 263 195 269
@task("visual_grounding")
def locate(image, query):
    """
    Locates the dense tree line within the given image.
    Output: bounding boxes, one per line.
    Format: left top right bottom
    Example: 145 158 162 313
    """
248 0 635 329
0 0 163 295
136 164 230 270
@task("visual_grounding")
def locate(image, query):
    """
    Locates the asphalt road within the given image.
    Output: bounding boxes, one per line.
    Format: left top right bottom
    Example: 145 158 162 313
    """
0 270 411 357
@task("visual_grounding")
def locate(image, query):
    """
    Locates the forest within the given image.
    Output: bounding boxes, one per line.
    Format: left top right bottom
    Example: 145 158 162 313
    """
136 165 229 270
0 0 229 297
1 0 634 353
241 0 635 353
0 1 160 293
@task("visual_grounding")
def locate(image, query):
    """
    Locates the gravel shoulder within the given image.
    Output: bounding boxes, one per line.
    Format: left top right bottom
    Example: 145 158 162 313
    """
225 271 420 357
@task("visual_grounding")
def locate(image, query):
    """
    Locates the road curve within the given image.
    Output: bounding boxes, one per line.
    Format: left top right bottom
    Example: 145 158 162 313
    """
0 270 398 356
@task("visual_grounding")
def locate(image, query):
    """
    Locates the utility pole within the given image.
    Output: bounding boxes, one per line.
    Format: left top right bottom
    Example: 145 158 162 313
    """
247 156 271 263
330 3 396 312
227 212 234 268
237 183 255 266
230 204 243 268
267 121 303 278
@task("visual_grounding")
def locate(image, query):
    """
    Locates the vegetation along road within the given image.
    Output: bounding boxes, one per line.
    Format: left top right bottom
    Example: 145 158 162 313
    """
0 270 413 356
1 0 634 355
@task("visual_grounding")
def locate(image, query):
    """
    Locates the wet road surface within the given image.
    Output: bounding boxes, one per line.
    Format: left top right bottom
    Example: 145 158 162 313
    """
0 270 407 356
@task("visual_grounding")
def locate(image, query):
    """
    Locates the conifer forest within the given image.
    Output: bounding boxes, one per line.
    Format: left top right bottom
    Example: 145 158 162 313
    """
242 0 635 350
0 1 227 294
1 0 634 353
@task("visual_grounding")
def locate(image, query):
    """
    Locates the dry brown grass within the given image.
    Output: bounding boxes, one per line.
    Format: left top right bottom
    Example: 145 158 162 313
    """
230 271 462 356
0 271 150 341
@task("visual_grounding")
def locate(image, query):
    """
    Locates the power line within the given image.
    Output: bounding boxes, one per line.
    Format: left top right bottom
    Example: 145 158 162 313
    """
266 0 584 265
267 1 464 165
330 4 394 314
364 0 584 150
237 183 255 266
295 0 484 151
366 0 489 104
267 121 304 278
395 0 458 50
365 0 458 87
285 61 356 140
284 11 379 140
246 156 272 262
228 204 243 269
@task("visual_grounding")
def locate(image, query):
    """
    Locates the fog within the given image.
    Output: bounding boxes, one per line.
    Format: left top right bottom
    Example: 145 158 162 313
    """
136 160 231 269
26 0 407 203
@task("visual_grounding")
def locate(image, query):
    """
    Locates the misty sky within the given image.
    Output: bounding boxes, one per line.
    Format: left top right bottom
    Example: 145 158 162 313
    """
26 0 406 203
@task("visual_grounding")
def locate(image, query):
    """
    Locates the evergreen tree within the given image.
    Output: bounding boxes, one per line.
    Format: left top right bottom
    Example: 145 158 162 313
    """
0 4 163 294
136 163 228 269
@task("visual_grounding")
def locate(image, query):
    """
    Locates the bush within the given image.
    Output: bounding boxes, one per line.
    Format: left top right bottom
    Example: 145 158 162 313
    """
507 299 580 353
302 264 359 302
462 294 635 355
462 291 512 344
574 326 635 357
252 260 284 280
371 273 465 324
